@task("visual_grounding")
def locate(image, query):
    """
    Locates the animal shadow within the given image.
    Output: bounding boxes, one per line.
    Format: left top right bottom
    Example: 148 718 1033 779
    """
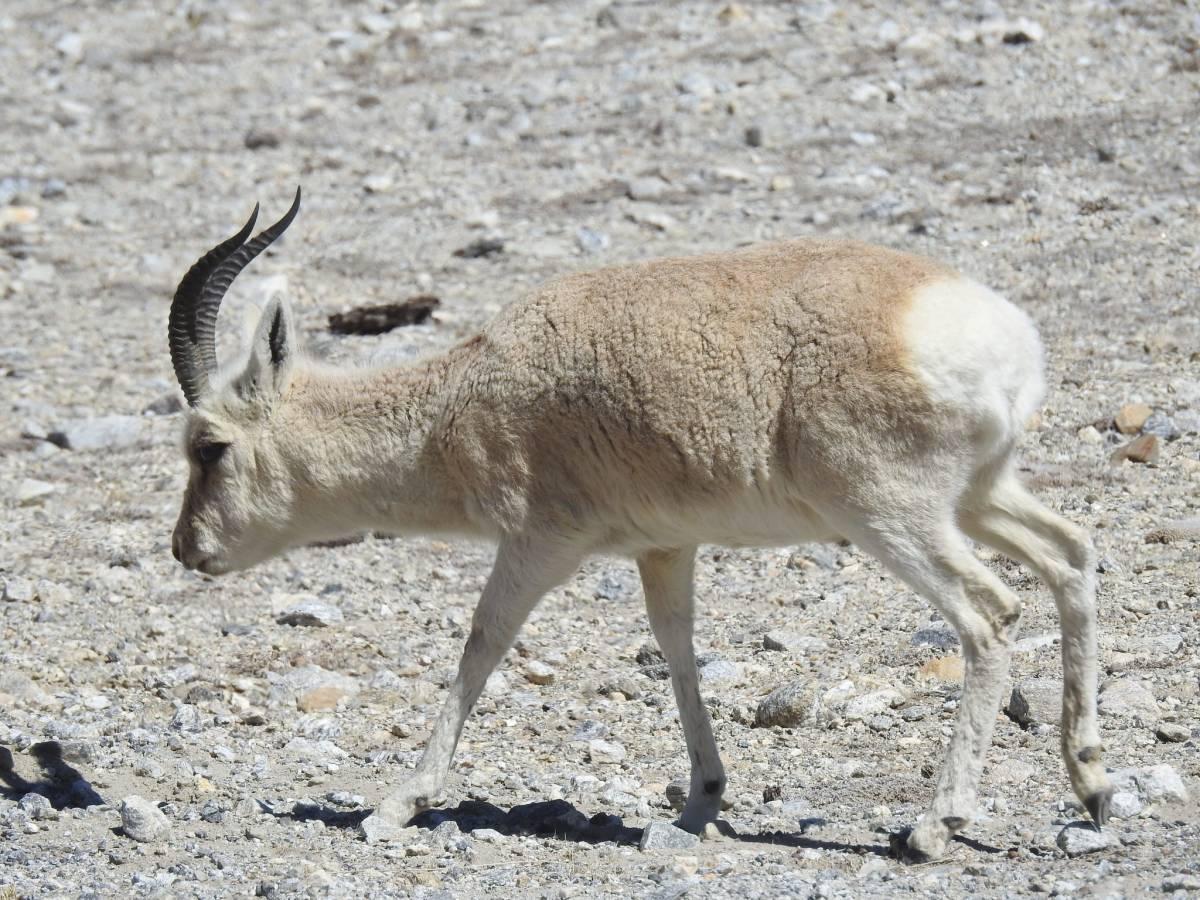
0 741 105 809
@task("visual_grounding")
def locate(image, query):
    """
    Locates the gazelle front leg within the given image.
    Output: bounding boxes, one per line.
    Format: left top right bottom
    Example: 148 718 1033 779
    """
361 533 584 843
637 546 726 833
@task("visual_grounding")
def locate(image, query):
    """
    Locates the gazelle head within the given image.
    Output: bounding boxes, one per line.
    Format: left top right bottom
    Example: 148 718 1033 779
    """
167 189 308 575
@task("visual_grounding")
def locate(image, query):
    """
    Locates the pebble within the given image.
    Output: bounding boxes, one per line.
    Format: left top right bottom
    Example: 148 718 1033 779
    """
756 680 821 728
627 176 671 201
1142 411 1180 441
911 624 959 650
1114 403 1153 434
244 128 281 150
665 779 689 813
698 659 740 684
18 792 57 820
570 720 608 742
1056 822 1112 856
639 821 701 851
1110 790 1144 819
1163 874 1200 892
297 686 351 712
576 226 609 254
1110 434 1159 464
13 478 55 505
842 688 905 722
524 661 556 685
588 739 626 764
1155 722 1190 743
1098 678 1159 723
917 655 963 683
47 415 144 451
120 796 170 842
1006 677 1063 727
3 576 35 603
762 630 828 653
275 599 344 628
1144 517 1200 544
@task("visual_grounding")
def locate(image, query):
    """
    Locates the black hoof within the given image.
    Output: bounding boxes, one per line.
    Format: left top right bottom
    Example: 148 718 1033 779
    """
1085 786 1112 829
889 828 935 864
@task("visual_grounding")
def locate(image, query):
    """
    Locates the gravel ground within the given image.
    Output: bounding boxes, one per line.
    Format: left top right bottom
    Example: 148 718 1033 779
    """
2 1 1198 897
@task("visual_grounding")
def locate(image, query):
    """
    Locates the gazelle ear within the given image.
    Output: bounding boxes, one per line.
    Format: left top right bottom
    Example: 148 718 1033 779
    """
238 297 295 403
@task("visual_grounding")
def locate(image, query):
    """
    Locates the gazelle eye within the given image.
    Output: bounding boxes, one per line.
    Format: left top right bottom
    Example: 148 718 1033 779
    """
195 442 229 465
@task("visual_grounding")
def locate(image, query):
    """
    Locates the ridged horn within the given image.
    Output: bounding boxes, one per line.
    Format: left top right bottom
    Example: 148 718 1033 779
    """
167 186 302 406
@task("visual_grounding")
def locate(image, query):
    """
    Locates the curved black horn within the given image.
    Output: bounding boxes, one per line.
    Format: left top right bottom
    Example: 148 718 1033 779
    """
167 186 301 406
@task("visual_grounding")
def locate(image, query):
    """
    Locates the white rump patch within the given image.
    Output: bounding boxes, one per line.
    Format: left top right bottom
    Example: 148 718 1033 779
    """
904 278 1045 458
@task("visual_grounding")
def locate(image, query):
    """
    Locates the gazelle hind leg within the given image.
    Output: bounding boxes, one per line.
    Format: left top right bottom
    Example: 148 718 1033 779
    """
637 546 726 833
824 509 1020 862
960 475 1111 824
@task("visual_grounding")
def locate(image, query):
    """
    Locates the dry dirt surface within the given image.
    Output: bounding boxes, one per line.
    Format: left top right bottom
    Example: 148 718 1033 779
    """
2 1 1199 897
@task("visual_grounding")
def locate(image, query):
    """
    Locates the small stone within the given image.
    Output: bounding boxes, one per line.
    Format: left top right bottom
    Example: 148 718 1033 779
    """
14 478 55 505
3 577 35 603
276 600 343 628
297 686 350 712
120 796 170 842
1098 678 1158 724
575 226 609 254
588 739 626 764
769 175 795 192
47 415 143 451
1076 425 1103 444
171 704 204 732
911 624 959 650
55 32 84 60
917 655 964 683
570 720 607 742
755 680 820 728
699 659 740 684
639 821 701 851
1155 723 1190 743
1145 517 1200 544
762 631 827 653
1056 822 1112 856
665 779 689 813
1014 632 1057 654
453 238 504 259
18 793 57 820
1163 874 1200 892
1114 403 1153 434
1110 434 1159 465
144 393 183 416
1006 678 1063 727
1142 412 1180 441
627 176 671 201
744 125 763 147
1109 791 1143 819
524 661 556 685
363 174 394 194
244 128 281 150
717 3 750 24
1138 764 1189 804
676 72 714 97
842 688 904 722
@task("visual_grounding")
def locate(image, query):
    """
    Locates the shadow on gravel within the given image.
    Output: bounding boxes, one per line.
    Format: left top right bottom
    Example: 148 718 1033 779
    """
0 741 106 809
268 797 1000 860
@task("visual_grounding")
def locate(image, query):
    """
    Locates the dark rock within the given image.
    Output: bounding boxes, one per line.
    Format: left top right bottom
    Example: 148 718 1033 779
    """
452 238 504 259
328 296 440 334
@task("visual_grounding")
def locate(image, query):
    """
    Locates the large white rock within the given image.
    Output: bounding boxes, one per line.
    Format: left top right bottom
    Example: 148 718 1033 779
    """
120 796 170 842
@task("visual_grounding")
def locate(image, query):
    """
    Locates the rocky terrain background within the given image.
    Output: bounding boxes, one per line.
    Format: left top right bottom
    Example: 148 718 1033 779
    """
1 1 1198 897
